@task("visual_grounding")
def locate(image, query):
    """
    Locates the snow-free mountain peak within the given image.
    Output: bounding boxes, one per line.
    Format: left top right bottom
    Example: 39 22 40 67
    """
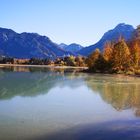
78 23 135 56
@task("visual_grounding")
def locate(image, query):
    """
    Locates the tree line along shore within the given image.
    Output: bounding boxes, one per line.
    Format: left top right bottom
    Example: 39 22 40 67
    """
86 25 140 75
0 25 140 75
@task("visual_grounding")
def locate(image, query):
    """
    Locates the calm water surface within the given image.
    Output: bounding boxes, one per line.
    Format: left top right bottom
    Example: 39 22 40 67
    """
0 66 140 140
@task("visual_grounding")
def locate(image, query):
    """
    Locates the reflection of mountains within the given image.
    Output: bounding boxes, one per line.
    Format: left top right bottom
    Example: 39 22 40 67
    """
86 75 140 117
0 67 85 100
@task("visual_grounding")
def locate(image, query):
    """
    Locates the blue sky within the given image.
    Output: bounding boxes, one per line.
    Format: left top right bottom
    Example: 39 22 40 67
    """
0 0 140 46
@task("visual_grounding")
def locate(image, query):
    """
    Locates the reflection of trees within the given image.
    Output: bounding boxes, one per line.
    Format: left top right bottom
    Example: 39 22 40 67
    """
0 67 85 100
86 74 140 116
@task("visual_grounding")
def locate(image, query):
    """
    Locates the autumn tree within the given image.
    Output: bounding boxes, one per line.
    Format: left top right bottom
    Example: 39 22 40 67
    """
86 48 101 69
128 25 140 69
103 41 113 61
102 41 114 71
130 41 140 68
112 39 130 72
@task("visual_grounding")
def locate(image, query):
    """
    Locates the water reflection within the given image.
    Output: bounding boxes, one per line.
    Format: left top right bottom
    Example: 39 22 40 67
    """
0 67 140 140
0 66 85 100
86 74 140 117
1 67 140 118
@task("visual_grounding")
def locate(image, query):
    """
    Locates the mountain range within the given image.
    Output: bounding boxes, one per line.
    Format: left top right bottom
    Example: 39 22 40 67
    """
0 28 72 58
0 23 135 58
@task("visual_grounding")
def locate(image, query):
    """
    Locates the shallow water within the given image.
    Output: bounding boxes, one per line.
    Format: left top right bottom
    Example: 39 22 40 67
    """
0 67 140 140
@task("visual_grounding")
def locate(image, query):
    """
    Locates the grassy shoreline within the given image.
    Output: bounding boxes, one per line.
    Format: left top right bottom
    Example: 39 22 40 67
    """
0 64 139 77
0 64 88 69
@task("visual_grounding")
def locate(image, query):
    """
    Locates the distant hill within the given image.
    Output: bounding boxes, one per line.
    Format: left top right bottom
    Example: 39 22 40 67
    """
78 23 135 56
59 43 83 53
0 28 71 58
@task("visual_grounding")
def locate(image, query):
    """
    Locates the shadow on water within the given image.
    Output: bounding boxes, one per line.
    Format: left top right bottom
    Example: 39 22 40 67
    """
30 120 140 140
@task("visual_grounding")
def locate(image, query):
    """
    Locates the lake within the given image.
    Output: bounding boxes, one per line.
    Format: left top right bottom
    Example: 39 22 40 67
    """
0 66 140 140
